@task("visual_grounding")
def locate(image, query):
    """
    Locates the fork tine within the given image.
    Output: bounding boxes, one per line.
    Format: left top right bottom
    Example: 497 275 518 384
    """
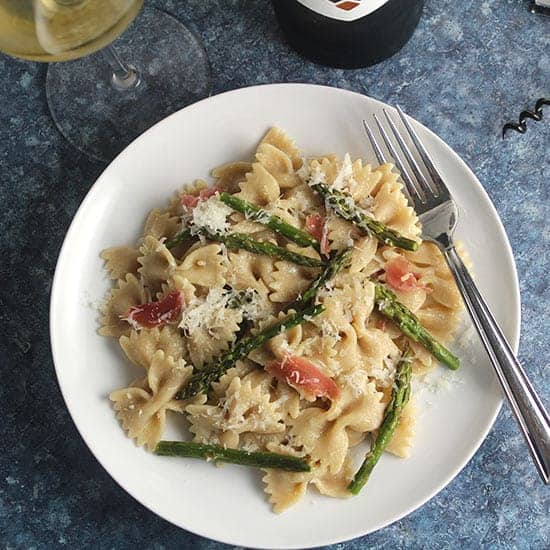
383 108 439 198
362 119 387 164
372 114 426 203
395 105 441 196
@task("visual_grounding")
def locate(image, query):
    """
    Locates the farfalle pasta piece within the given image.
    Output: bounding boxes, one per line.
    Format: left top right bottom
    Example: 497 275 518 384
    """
212 161 252 193
176 243 227 288
315 277 376 373
403 243 462 311
326 378 385 470
311 455 355 498
382 243 463 348
260 127 302 170
290 407 343 470
262 469 311 514
187 370 285 446
280 181 322 212
225 249 274 299
294 334 340 377
110 350 192 450
262 197 304 229
119 325 185 369
326 215 357 251
416 299 461 343
99 273 150 338
349 236 378 275
386 399 416 458
249 311 305 367
356 328 401 386
269 379 302 421
138 236 177 293
287 374 384 477
235 162 281 206
370 164 420 238
210 360 254 398
255 142 301 190
409 340 435 374
185 309 242 367
328 375 386 432
268 259 317 303
101 246 140 279
346 159 383 205
144 208 181 240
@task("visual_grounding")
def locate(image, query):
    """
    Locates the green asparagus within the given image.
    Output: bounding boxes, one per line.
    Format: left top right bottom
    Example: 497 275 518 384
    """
155 441 311 472
374 283 460 370
348 348 412 494
295 247 353 307
165 228 192 249
200 228 324 268
176 303 325 399
311 182 419 252
219 192 320 251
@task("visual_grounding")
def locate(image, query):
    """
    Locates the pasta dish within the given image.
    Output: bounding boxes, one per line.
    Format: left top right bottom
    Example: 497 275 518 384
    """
99 128 464 512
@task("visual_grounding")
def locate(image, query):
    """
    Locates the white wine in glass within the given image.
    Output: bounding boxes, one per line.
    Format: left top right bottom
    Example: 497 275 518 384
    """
0 1 211 161
0 0 143 61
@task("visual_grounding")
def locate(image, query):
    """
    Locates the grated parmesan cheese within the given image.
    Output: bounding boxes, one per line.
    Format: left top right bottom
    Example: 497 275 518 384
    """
332 153 354 190
318 318 341 341
304 165 326 187
339 370 370 397
179 287 263 336
241 439 260 453
240 290 264 321
189 196 232 236
367 351 400 387
179 288 230 335
358 195 374 211
296 158 310 180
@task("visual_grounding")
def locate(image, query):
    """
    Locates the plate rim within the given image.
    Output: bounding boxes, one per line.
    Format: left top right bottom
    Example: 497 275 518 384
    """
50 83 521 548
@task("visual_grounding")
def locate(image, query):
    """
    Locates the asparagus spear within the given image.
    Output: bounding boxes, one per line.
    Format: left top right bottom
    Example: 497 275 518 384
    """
348 348 412 494
155 441 310 472
176 303 325 399
374 283 459 370
165 229 192 249
295 247 353 307
219 192 320 251
199 228 324 268
310 182 419 252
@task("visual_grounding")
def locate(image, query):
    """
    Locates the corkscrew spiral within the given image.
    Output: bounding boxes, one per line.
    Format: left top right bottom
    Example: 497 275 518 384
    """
502 98 550 138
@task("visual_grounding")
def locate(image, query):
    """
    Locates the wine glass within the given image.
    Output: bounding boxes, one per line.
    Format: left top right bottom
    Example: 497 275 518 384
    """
0 0 211 162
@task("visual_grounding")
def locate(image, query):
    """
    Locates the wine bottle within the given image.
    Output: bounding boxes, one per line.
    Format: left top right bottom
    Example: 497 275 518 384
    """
272 0 425 69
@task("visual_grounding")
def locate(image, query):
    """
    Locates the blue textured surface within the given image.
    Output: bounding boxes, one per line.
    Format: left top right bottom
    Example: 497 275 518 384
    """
1 0 548 548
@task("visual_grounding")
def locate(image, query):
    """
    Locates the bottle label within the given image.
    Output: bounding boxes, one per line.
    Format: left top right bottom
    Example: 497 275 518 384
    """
295 0 390 21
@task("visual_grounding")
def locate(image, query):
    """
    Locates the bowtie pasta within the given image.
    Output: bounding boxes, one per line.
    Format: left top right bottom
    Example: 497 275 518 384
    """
101 128 463 512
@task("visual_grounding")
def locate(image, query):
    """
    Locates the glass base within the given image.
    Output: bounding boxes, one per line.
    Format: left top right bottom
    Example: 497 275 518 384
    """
46 6 211 163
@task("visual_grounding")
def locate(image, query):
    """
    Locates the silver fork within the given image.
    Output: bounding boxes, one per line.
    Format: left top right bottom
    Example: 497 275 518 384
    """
363 106 550 484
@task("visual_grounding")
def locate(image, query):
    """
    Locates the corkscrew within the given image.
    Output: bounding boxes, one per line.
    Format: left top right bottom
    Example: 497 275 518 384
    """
502 98 550 138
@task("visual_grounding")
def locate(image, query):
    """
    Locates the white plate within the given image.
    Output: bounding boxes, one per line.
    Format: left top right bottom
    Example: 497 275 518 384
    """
50 84 520 549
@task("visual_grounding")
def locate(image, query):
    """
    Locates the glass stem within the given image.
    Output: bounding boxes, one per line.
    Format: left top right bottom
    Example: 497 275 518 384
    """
102 45 141 91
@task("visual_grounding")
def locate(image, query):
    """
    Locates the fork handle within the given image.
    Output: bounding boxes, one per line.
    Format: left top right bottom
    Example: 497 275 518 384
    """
443 245 550 484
